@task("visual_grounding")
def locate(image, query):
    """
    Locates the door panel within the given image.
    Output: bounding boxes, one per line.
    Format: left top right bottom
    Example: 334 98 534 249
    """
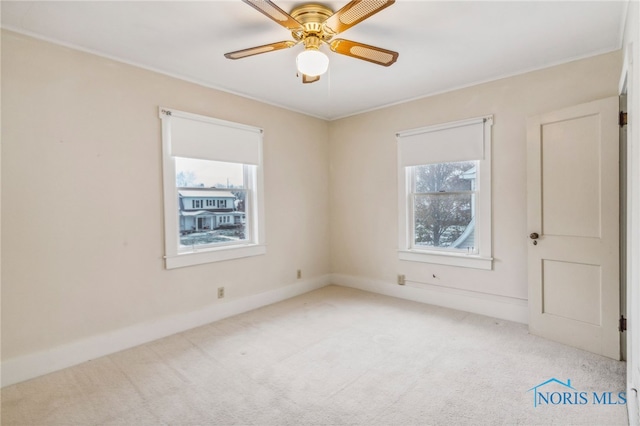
527 96 620 360
541 115 601 238
542 260 601 326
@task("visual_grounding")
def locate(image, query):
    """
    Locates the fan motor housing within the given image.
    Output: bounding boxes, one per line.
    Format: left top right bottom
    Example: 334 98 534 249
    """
290 4 334 42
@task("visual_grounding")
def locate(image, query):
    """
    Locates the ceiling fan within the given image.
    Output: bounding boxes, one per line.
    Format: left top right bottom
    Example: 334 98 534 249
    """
224 0 399 84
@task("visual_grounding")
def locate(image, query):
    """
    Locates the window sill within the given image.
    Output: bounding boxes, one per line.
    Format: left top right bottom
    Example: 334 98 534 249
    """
165 244 266 269
398 249 493 270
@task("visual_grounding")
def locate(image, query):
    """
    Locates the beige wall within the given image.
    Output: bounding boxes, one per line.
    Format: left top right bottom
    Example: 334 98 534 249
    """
1 31 330 360
329 50 622 301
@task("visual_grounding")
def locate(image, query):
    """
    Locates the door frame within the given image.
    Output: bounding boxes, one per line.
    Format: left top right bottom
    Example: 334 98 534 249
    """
621 39 640 425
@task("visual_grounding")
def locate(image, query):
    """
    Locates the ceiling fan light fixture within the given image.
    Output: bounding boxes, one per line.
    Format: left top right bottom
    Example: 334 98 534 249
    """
296 49 329 77
225 0 399 84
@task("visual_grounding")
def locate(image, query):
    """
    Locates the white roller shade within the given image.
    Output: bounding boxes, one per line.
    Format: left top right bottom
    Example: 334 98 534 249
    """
398 117 490 167
163 109 262 165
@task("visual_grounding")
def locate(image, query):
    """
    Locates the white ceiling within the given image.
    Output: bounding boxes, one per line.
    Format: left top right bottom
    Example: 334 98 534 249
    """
1 1 628 120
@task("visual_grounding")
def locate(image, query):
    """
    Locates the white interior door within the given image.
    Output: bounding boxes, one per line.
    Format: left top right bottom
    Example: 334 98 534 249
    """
527 96 620 360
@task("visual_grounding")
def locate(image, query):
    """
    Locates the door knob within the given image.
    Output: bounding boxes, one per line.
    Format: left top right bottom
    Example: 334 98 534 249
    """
529 232 539 239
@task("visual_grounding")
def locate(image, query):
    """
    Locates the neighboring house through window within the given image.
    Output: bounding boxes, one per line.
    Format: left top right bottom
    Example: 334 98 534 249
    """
397 116 493 270
160 107 266 269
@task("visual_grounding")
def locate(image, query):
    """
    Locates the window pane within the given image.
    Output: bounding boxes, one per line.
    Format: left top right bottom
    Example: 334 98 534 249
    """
414 193 475 250
175 158 248 249
414 161 476 193
175 157 244 188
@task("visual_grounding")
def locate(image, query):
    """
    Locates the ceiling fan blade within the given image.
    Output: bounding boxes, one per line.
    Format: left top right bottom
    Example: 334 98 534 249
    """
224 41 296 60
242 0 303 31
302 74 320 84
330 39 398 66
323 0 395 35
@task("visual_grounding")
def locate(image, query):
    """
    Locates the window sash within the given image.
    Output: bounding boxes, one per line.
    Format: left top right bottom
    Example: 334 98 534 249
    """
177 163 254 251
408 167 477 254
175 165 257 254
412 190 474 196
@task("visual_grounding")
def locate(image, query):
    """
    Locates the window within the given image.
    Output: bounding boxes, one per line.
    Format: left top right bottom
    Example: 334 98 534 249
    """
411 161 477 252
397 116 493 270
160 107 265 269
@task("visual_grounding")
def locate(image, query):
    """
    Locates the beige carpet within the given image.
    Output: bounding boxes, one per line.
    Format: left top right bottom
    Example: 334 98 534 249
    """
1 285 628 425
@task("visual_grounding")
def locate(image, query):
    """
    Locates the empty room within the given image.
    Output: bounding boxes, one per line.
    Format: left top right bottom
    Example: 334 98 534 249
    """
2 1 640 424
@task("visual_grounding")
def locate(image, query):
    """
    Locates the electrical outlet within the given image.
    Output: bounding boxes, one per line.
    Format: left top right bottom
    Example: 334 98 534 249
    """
397 274 406 285
217 287 225 299
297 269 302 279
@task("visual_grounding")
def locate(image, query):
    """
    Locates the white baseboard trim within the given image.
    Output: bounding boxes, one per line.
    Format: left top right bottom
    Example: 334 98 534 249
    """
331 273 528 324
1 275 330 388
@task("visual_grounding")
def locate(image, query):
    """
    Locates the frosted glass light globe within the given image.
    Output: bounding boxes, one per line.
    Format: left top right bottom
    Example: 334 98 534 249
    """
296 50 329 77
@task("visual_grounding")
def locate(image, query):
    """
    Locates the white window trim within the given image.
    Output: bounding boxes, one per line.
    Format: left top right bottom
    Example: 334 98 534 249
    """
160 107 266 269
397 116 493 270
